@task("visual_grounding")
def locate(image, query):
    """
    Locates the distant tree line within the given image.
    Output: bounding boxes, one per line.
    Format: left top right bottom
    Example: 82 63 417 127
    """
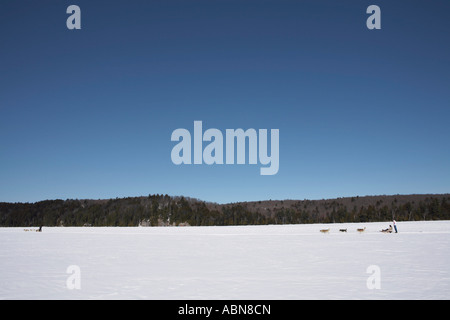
0 194 449 227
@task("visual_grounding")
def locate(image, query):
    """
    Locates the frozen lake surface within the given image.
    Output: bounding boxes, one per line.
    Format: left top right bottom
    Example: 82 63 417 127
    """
1 221 450 300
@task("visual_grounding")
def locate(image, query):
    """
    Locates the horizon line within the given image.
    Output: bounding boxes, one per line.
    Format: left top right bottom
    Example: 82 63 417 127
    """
2 192 449 205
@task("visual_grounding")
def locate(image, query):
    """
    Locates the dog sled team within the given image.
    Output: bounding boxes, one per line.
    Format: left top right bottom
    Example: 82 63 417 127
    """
23 226 43 232
320 220 398 234
320 227 366 233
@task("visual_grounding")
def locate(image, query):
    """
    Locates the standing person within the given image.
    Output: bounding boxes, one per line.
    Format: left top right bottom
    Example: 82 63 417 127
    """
393 220 398 233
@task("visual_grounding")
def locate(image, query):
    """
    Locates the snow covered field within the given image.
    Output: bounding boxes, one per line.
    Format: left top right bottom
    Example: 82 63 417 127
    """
1 221 450 300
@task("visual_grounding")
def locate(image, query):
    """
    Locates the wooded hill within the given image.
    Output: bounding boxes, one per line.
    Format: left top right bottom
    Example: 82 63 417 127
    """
1 194 449 227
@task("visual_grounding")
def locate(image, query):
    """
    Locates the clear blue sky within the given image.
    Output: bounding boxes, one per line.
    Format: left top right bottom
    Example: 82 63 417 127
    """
1 0 449 204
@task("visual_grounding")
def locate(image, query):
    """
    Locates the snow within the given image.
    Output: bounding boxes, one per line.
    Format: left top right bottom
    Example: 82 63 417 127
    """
1 221 450 300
